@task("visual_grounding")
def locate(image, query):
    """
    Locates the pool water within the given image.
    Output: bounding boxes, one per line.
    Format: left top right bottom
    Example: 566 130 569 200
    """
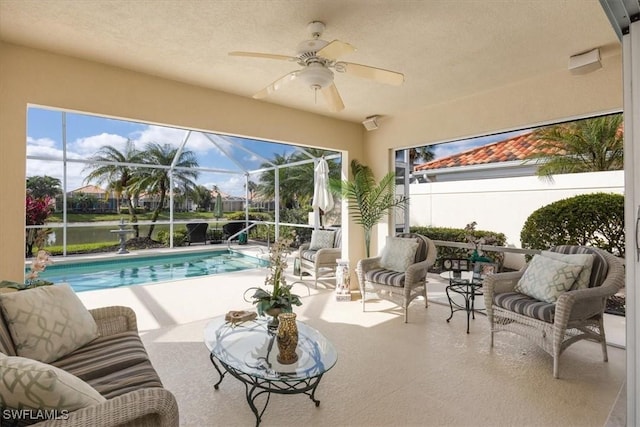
35 250 267 292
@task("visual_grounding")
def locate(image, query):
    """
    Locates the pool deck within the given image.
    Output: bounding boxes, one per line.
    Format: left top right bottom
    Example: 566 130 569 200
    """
53 242 625 348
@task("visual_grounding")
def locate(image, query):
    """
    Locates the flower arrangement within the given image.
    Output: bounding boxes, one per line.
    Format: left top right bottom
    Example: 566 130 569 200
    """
464 221 497 261
244 238 302 317
25 250 54 287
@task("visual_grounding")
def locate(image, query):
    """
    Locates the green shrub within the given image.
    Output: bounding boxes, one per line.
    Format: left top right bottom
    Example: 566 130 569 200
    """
410 225 506 269
520 192 624 257
157 229 188 247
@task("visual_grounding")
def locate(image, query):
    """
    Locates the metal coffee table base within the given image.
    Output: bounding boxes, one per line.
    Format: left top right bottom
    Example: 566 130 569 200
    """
209 353 324 426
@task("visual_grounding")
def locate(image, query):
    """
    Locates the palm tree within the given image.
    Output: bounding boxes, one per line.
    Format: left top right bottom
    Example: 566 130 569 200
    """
330 160 408 257
527 114 623 180
257 153 299 209
83 140 143 236
409 146 435 167
257 150 340 211
193 185 213 211
26 175 62 199
244 180 258 206
131 142 199 238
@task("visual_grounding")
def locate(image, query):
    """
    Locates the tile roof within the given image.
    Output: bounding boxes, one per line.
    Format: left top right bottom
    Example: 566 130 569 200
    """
414 131 560 171
68 184 107 194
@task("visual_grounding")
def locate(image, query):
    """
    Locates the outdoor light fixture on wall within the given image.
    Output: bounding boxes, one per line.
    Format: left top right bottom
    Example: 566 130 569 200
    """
362 115 380 131
568 48 602 75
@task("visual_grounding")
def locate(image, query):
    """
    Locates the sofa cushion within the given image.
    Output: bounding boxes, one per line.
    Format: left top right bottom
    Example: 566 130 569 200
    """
0 353 105 412
86 359 163 400
514 255 584 303
309 230 336 250
0 308 17 356
380 236 419 273
51 331 151 381
541 251 594 291
0 284 99 363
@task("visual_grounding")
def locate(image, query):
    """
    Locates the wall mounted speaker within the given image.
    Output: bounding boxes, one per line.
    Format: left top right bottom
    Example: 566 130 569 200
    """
568 48 602 75
362 115 379 131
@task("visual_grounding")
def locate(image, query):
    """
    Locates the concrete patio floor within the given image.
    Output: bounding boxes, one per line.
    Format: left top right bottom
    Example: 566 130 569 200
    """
65 244 626 426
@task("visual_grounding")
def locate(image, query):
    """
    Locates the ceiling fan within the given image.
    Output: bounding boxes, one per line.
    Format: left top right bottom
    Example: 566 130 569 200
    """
229 21 405 112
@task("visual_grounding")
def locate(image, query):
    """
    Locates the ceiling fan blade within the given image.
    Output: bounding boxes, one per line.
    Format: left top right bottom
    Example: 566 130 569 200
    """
253 71 299 99
321 83 345 112
316 40 356 61
229 51 297 62
337 61 405 86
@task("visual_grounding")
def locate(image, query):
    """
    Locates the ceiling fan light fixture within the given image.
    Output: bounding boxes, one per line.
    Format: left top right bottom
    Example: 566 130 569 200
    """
298 63 334 89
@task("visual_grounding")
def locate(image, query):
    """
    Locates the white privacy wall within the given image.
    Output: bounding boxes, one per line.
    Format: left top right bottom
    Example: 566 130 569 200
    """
409 170 624 249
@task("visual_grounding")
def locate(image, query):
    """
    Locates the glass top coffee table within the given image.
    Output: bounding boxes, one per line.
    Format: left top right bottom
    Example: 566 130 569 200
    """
204 316 337 426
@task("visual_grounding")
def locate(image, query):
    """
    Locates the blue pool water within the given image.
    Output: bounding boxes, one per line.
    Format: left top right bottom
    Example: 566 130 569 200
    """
35 250 267 292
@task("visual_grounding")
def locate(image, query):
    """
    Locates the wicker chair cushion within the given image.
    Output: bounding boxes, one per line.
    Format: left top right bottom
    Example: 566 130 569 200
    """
514 255 584 303
365 268 405 288
333 228 342 248
550 245 609 288
309 230 335 250
396 232 428 262
541 251 594 290
380 237 419 273
300 249 318 262
494 292 556 323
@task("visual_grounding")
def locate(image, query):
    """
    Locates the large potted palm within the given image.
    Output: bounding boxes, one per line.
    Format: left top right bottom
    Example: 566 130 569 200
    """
331 160 408 257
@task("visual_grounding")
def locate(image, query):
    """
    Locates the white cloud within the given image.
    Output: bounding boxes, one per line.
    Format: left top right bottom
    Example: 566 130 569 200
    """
27 136 56 148
69 133 129 156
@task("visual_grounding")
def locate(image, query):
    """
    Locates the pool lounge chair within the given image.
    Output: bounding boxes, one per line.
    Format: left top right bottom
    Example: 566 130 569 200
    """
186 222 208 245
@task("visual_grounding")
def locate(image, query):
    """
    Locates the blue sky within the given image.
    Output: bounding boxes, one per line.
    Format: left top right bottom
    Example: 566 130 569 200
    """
26 107 530 195
26 107 313 196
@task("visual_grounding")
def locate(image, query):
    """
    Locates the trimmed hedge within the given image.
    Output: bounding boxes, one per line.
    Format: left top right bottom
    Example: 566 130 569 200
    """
520 192 624 257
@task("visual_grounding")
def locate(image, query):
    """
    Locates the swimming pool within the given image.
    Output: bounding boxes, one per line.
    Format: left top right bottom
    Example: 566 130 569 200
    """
34 250 267 292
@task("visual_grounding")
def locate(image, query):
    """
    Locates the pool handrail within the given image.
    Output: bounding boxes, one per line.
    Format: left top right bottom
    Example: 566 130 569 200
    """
226 222 260 250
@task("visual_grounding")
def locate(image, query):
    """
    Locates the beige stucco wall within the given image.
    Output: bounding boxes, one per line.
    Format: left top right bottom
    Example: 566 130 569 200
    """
0 41 624 282
0 41 365 282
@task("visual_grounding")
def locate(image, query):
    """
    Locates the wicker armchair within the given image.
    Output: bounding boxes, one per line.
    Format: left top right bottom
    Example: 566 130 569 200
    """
484 245 625 378
356 233 437 323
298 228 342 288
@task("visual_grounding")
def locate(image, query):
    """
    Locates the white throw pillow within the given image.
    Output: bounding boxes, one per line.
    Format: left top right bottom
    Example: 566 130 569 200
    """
380 236 419 273
515 255 584 303
0 353 105 412
309 230 336 250
540 251 594 291
0 284 99 363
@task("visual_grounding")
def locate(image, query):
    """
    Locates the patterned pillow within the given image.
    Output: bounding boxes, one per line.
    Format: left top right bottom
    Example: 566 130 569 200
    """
515 255 584 303
0 284 99 363
309 230 336 250
0 353 105 412
380 237 419 273
541 251 594 290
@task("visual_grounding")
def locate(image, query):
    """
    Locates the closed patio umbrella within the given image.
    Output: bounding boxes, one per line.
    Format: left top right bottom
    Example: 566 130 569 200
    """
214 193 223 219
311 157 334 228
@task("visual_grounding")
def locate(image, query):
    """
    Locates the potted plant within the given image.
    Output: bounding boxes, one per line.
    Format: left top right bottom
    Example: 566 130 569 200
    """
244 238 302 329
330 160 409 257
1 250 54 293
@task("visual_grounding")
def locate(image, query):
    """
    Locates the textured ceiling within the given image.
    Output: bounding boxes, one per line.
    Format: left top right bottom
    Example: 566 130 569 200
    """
0 0 620 123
